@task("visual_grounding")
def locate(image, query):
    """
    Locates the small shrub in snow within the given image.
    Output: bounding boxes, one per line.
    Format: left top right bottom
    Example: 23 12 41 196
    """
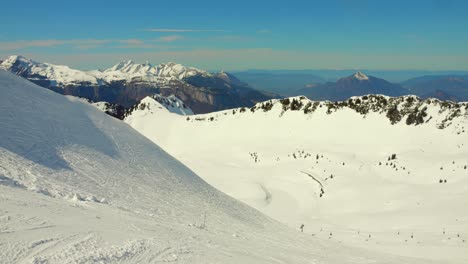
261 101 274 112
387 106 402 125
280 98 290 105
290 99 303 111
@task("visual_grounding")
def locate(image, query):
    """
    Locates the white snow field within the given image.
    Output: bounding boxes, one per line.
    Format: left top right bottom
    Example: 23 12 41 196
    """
126 95 468 263
0 70 432 263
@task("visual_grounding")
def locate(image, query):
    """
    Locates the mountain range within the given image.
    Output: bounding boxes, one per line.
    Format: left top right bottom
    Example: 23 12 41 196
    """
233 69 468 96
0 55 276 114
3 56 468 117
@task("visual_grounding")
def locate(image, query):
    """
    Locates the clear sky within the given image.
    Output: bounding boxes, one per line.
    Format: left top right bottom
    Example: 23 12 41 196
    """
1 0 468 71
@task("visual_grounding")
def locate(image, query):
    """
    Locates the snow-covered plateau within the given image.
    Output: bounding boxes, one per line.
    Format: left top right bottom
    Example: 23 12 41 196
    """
126 95 468 263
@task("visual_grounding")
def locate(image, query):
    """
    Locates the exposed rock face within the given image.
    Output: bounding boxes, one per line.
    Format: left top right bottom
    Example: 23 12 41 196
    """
0 55 276 113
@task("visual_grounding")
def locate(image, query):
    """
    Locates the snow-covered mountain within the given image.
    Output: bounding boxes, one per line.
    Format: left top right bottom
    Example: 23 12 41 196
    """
0 55 101 86
126 95 468 263
298 71 409 101
353 71 370 81
0 55 276 113
90 60 211 84
87 93 191 120
125 94 194 117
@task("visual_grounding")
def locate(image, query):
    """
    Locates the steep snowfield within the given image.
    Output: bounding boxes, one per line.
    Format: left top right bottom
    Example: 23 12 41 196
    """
0 70 427 263
126 96 468 263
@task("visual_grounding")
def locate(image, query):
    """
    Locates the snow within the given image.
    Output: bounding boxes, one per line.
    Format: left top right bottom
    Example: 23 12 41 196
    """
354 71 370 80
126 95 468 263
0 70 427 263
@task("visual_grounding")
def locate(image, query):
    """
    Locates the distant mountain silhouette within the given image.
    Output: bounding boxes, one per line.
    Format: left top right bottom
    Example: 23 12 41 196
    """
403 75 468 102
297 72 409 101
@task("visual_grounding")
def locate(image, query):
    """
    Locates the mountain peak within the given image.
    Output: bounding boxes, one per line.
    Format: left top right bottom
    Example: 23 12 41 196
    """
353 71 369 81
5 55 30 62
106 60 136 72
1 55 35 69
156 62 210 79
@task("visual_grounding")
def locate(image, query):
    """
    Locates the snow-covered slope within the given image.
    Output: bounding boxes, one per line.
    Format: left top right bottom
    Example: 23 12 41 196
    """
0 71 294 263
126 95 468 263
1 70 429 263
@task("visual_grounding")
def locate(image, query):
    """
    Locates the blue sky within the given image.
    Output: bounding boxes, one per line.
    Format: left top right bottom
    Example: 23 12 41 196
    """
1 0 468 70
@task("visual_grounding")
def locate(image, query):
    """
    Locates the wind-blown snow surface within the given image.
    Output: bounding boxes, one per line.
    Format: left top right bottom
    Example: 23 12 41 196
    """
0 71 428 264
126 96 468 263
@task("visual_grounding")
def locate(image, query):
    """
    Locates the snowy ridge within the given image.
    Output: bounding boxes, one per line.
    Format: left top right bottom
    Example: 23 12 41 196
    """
0 55 101 86
0 55 211 86
94 60 211 83
188 95 468 131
